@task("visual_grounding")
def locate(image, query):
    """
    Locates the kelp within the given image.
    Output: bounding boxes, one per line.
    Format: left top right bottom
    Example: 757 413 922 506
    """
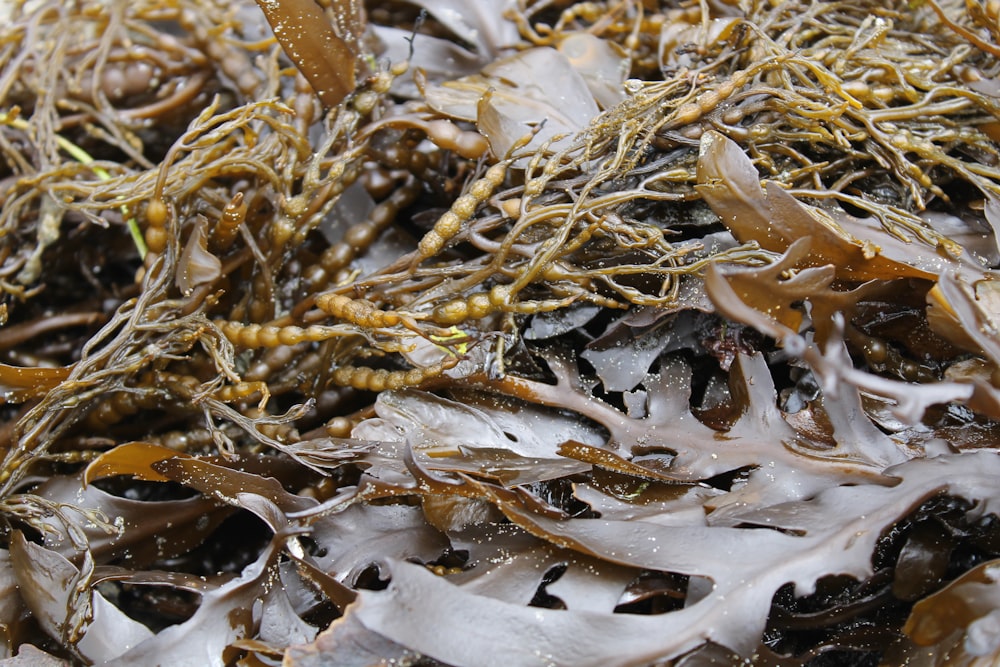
2 0 1000 665
291 452 1000 667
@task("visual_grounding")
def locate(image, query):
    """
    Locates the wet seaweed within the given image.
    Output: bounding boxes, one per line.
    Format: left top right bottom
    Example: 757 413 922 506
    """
2 0 1000 665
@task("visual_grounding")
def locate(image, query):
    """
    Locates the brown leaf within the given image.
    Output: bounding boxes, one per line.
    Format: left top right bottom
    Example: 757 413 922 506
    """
447 526 572 604
695 130 960 281
34 474 230 565
904 558 1000 661
477 350 893 522
101 532 287 667
152 456 319 516
893 521 953 602
285 609 424 667
395 0 517 58
557 34 629 109
84 441 189 485
558 440 690 484
309 503 449 585
258 578 318 647
544 556 636 613
927 272 1000 364
253 0 358 108
424 48 599 159
0 364 71 403
344 559 698 667
9 532 154 664
580 309 706 392
0 549 23 645
353 388 597 485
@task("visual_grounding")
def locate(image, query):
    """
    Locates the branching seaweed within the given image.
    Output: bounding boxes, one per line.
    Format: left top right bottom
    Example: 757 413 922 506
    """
2 0 1000 665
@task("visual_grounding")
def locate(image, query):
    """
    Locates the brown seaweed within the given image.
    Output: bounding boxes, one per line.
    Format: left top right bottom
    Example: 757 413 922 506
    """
2 0 1000 664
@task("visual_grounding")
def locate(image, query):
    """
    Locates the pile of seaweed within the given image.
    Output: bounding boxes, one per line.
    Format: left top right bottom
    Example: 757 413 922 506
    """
2 0 1000 664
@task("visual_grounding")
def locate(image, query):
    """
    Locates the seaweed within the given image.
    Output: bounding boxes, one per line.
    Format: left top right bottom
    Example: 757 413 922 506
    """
2 0 1000 665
